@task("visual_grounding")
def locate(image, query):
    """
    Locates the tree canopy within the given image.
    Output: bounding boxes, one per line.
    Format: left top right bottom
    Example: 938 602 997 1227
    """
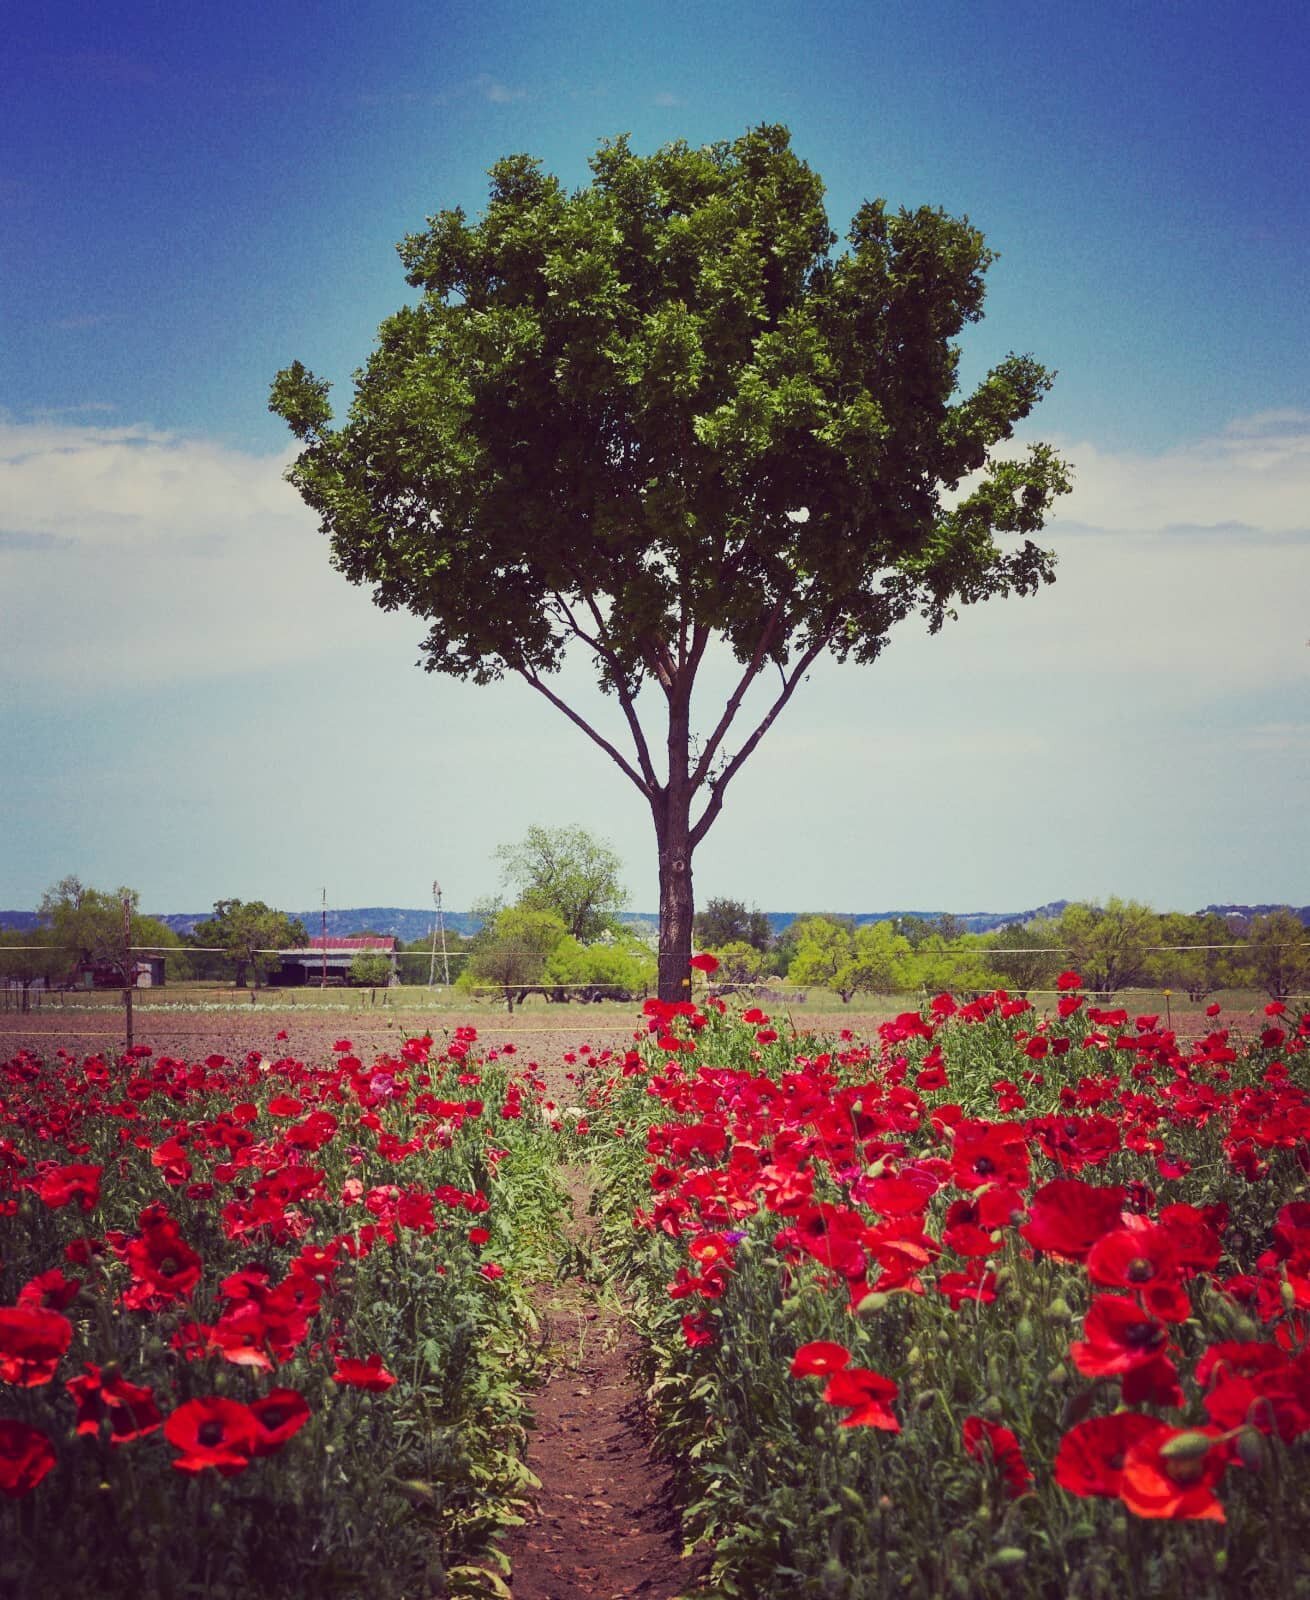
272 124 1070 997
191 900 308 989
694 897 773 953
495 824 627 942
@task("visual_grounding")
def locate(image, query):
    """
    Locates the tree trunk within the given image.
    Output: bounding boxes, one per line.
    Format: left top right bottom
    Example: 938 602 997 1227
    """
654 692 696 1002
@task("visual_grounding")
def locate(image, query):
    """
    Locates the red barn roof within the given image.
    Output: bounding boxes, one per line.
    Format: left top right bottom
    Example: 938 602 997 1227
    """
306 936 396 952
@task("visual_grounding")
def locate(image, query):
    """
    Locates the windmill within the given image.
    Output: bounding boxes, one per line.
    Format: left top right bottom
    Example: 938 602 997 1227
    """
428 880 451 988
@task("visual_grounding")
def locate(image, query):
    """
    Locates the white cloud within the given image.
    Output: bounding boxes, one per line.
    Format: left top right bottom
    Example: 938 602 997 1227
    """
0 420 420 692
1049 410 1310 537
474 73 527 104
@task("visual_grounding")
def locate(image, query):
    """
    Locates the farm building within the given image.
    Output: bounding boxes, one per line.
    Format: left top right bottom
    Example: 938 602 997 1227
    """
267 935 398 987
74 957 168 989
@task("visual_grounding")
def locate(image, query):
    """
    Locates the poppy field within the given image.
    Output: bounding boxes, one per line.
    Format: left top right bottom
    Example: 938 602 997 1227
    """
584 978 1310 1598
1 980 1308 1599
0 1028 571 1598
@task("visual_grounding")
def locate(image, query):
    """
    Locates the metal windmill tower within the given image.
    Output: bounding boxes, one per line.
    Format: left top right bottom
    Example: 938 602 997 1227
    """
428 880 451 988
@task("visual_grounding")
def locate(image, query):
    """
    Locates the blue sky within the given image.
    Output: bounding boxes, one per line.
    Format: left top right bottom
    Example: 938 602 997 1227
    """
2 0 1307 917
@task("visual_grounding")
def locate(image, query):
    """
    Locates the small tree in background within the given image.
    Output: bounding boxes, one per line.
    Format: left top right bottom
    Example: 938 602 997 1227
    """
694 898 773 953
788 917 912 1003
1246 908 1309 1002
193 900 309 989
706 940 767 987
459 907 567 1012
1056 899 1161 995
0 929 62 1011
496 825 627 943
348 951 393 989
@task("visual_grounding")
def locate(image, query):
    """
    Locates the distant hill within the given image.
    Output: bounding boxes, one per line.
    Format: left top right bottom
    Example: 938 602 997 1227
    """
3 900 1306 940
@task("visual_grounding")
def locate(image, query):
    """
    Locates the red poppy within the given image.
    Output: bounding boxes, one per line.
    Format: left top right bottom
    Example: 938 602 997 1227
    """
36 1163 102 1212
821 1367 900 1430
1087 1225 1189 1321
1120 1428 1229 1522
1020 1179 1126 1262
124 1213 203 1305
66 1364 162 1443
1070 1296 1170 1377
248 1388 311 1456
689 952 719 975
17 1269 81 1312
1055 1412 1165 1497
0 1306 74 1387
332 1353 397 1392
1056 971 1083 991
164 1396 259 1476
950 1121 1029 1191
789 1341 850 1378
962 1415 1032 1497
0 1420 56 1498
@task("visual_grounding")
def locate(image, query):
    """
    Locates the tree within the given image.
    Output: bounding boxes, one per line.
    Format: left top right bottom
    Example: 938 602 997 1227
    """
904 933 1003 996
272 125 1070 999
694 897 773 953
0 929 62 1011
495 825 627 942
543 930 655 1001
348 951 393 988
987 918 1063 993
1146 911 1243 1001
1056 899 1161 995
706 939 767 987
789 916 911 1003
459 907 567 1012
1245 909 1309 1002
192 900 309 989
37 877 190 1045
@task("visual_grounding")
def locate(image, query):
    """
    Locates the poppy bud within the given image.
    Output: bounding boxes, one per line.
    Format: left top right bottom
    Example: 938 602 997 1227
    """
1159 1430 1214 1463
855 1291 889 1316
1015 1316 1035 1349
906 1344 923 1368
978 1394 1004 1422
990 1549 1028 1569
1236 1428 1267 1471
1044 1296 1073 1325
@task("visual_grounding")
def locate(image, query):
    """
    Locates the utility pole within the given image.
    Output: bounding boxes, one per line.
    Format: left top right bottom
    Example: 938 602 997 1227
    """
121 894 134 1051
321 888 328 989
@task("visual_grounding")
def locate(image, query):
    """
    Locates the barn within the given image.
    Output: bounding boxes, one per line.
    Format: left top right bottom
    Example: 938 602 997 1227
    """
267 936 398 987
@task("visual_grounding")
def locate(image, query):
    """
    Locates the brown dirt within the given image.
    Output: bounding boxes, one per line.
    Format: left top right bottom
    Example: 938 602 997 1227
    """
506 1166 702 1600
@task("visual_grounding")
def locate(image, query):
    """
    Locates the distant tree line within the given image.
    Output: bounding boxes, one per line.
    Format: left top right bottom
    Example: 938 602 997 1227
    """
5 873 1307 1010
688 894 1310 1004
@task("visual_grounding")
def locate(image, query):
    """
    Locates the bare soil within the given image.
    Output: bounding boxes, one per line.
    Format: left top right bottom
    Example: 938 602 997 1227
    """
506 1167 702 1600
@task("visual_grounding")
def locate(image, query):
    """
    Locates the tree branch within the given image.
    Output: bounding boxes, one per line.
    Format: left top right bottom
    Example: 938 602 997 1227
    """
688 624 837 851
581 593 661 792
689 598 787 791
515 667 654 798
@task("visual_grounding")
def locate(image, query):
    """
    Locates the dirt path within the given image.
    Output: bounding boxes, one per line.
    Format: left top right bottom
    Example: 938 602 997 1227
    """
508 1166 699 1600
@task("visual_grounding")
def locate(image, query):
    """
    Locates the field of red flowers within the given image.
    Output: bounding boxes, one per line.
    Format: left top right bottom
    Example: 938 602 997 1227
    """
585 978 1310 1598
3 981 1307 1599
0 1026 578 1598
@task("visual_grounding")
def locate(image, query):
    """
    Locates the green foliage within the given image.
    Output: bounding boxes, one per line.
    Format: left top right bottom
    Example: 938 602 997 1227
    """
1055 898 1161 994
1146 911 1245 999
495 824 627 942
458 906 567 1009
787 916 911 1001
1246 908 1310 1000
35 877 191 984
706 939 767 986
0 930 63 1005
542 930 655 1000
694 897 773 953
191 898 309 988
903 932 1003 995
348 951 393 987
